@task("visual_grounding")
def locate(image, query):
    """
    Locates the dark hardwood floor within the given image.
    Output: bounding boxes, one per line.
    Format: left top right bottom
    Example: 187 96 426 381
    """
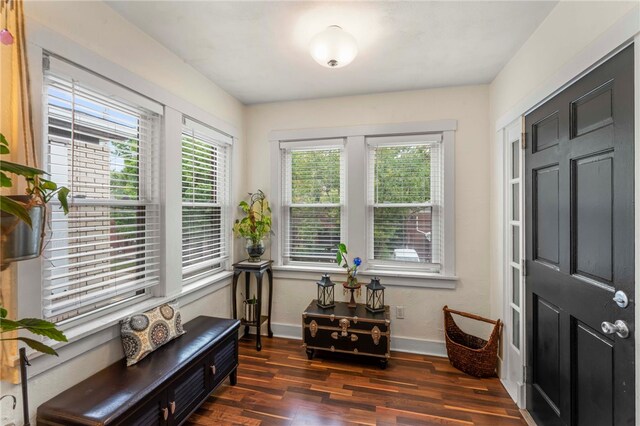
186 335 525 426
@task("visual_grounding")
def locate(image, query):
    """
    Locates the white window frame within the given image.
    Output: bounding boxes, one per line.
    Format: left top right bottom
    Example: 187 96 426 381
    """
279 138 346 266
181 116 232 281
270 120 457 285
365 134 444 274
15 24 237 372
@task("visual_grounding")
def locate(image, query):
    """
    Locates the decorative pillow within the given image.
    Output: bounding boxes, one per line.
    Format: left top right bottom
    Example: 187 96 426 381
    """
120 301 185 366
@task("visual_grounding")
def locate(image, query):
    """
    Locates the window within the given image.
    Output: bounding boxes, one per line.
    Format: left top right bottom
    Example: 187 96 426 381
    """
280 140 345 263
367 135 442 272
181 117 231 280
43 56 162 323
271 121 456 279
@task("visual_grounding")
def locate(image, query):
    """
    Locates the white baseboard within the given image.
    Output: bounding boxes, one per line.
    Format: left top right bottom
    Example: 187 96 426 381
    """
269 322 447 358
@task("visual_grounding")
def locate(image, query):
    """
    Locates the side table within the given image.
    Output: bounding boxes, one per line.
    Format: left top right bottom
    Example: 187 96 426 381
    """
232 259 273 351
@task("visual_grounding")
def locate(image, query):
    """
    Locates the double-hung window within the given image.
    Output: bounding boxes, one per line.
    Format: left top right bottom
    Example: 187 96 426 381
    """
280 140 345 264
43 55 162 323
181 117 231 280
366 135 443 272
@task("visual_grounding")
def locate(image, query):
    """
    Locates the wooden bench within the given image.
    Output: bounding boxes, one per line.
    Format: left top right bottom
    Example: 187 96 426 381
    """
37 316 240 426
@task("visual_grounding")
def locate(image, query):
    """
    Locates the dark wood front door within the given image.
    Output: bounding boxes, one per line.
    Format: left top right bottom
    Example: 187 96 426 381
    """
525 44 635 426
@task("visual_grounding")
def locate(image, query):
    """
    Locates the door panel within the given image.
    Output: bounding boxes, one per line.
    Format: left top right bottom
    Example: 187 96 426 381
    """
574 321 614 426
573 153 614 283
526 45 635 426
533 296 561 411
534 165 560 266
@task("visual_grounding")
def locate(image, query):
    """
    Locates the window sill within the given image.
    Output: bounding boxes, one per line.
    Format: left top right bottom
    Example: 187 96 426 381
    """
16 270 233 377
272 264 457 289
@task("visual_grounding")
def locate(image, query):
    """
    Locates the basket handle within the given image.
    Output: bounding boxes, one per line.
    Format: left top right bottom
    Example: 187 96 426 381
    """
443 305 499 325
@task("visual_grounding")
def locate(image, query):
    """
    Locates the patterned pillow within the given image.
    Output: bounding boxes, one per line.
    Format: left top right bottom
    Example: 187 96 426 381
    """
120 302 185 366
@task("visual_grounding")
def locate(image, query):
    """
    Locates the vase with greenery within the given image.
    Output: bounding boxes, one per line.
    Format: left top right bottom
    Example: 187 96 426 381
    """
0 133 70 268
233 190 272 262
336 243 362 308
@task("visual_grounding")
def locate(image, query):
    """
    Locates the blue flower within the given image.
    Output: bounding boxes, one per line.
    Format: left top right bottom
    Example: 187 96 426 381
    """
353 257 362 266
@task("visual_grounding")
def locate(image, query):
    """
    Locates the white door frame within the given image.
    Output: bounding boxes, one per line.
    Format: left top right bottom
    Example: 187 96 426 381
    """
493 8 639 415
500 118 525 408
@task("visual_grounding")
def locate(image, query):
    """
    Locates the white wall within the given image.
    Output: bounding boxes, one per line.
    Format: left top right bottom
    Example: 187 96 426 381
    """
488 1 637 322
0 1 245 424
245 85 494 351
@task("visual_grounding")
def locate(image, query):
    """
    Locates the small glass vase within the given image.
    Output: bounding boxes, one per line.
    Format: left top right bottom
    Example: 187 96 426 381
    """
246 238 265 262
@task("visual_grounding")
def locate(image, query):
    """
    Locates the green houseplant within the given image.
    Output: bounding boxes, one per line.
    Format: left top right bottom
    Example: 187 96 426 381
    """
0 133 70 268
233 190 272 262
0 133 69 355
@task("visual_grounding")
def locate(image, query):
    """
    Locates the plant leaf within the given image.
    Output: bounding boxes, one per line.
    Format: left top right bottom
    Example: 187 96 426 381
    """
0 160 45 178
0 307 7 318
15 318 68 342
0 145 8 155
15 337 59 356
0 195 32 227
0 171 12 187
40 179 57 190
336 251 342 264
338 243 347 254
0 318 22 332
0 133 7 146
57 187 70 214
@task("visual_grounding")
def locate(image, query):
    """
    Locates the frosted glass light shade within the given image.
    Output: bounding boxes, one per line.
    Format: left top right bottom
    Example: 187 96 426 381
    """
309 26 358 68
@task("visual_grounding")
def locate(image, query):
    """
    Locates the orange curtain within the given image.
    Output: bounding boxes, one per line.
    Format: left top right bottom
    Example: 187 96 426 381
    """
0 0 35 385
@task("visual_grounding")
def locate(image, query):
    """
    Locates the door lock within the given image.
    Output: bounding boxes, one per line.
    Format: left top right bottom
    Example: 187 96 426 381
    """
601 320 630 339
613 290 629 308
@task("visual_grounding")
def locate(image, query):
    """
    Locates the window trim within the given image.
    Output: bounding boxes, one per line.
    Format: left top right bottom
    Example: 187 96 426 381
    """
279 141 346 265
16 25 238 358
180 115 232 280
270 120 457 285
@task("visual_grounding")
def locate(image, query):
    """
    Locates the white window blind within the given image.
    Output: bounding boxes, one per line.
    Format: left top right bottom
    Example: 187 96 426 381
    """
367 135 442 271
181 117 231 279
281 142 345 263
43 56 161 323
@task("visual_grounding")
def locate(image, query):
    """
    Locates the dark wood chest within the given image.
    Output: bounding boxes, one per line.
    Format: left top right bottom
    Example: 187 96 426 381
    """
302 300 391 368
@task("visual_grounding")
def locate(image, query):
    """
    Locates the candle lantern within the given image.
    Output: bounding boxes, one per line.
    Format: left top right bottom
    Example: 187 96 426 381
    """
316 273 335 309
366 277 386 313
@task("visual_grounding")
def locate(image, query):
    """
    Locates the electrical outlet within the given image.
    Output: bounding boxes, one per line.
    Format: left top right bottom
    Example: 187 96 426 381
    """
396 305 405 319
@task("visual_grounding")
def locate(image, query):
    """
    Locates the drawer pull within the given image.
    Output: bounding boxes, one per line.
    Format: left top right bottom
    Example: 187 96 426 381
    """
169 401 176 414
211 365 216 375
331 331 338 340
339 318 350 336
350 334 358 342
372 326 381 345
161 407 169 421
309 320 318 338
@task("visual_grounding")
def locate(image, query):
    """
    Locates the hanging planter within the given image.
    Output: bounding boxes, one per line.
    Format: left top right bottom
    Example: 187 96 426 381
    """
0 133 70 269
0 195 45 267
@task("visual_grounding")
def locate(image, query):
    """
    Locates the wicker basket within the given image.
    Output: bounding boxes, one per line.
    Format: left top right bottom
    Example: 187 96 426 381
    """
443 306 502 378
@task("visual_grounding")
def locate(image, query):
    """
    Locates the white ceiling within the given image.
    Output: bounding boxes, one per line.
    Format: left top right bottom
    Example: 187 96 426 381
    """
108 1 557 105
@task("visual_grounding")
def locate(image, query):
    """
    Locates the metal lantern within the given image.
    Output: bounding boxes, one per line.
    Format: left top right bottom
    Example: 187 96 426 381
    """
366 277 386 313
316 273 336 309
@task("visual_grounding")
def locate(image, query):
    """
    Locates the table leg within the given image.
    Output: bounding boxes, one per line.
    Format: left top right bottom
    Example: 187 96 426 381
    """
244 271 251 337
255 271 263 351
266 267 274 338
232 271 241 321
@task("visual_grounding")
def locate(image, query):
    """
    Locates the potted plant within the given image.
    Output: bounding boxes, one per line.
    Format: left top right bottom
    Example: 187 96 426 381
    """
0 133 70 269
233 190 272 262
336 243 362 308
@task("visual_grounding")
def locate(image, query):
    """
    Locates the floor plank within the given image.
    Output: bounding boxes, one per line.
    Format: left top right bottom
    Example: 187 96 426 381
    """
186 336 525 426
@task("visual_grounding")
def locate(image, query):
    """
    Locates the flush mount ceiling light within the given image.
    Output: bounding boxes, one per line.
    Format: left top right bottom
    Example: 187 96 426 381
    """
309 25 358 68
